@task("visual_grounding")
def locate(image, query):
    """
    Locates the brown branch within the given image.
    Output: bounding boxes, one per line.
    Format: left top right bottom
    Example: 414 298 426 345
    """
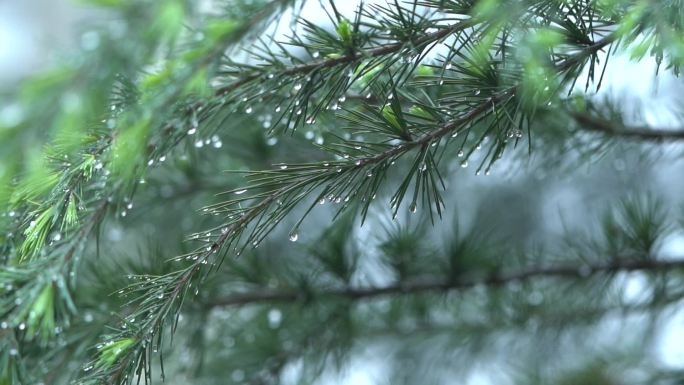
571 112 684 141
207 258 684 307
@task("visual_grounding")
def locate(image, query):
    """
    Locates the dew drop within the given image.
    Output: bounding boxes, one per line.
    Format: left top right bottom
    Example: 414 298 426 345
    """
460 160 468 168
293 83 302 91
187 127 197 135
409 203 417 213
234 189 248 195
268 308 282 328
288 231 299 242
457 150 464 157
245 106 253 114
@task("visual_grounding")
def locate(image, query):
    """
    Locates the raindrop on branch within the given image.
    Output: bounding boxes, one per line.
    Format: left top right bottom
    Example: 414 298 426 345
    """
288 231 299 242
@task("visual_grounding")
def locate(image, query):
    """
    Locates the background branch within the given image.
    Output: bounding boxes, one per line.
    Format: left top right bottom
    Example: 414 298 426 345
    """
207 257 684 307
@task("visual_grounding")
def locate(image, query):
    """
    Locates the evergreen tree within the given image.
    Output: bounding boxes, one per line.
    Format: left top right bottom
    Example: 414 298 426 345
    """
2 0 684 384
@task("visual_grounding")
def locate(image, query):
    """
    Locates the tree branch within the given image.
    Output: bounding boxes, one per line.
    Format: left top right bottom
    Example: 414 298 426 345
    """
207 258 684 307
214 19 476 98
571 112 684 141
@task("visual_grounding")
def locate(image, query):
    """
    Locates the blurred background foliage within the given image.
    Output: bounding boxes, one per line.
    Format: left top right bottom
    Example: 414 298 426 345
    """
1 0 684 384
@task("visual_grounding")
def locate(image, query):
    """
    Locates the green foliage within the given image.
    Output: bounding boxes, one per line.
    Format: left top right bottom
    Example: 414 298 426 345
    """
2 0 684 384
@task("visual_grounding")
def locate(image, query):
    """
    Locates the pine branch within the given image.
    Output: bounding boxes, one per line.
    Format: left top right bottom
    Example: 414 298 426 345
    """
206 257 684 307
570 112 684 141
213 18 477 98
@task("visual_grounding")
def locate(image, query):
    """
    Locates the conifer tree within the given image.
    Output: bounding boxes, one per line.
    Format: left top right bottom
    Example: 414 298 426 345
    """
2 0 684 384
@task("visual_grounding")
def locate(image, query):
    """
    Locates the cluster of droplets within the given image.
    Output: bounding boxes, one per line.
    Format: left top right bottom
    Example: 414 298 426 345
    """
256 113 273 129
194 134 223 149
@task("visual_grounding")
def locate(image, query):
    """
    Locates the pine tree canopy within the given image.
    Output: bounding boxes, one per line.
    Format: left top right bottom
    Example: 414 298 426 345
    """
2 0 684 384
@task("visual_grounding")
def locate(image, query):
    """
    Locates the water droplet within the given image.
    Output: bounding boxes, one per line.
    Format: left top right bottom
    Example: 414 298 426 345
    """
213 140 223 148
234 189 247 195
187 127 197 135
457 150 464 157
288 231 298 242
268 308 282 328
312 51 320 58
18 323 25 330
194 140 204 148
9 348 18 356
245 106 253 114
279 165 288 170
338 95 346 103
266 137 278 146
445 63 453 70
474 89 481 96
294 83 302 91
460 160 468 168
275 105 281 113
409 203 417 213
53 233 62 241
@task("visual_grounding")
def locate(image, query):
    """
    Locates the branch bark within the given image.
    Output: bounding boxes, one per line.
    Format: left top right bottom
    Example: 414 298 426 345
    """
207 258 684 307
571 112 684 141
